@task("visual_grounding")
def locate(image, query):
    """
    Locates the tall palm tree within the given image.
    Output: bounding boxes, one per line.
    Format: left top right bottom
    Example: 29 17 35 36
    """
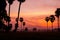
19 17 23 30
49 15 55 32
7 0 14 27
17 0 25 26
25 27 28 32
55 8 60 30
23 22 25 30
45 17 49 31
7 0 14 16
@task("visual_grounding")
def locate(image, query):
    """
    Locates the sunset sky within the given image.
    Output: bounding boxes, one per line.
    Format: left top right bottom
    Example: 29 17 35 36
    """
6 0 60 30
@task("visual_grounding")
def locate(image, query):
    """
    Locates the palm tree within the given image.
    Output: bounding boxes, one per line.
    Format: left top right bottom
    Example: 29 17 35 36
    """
7 0 14 27
45 17 49 31
49 15 55 32
13 18 18 32
17 0 25 27
7 0 14 16
23 22 25 30
33 28 37 32
55 8 60 31
19 17 23 30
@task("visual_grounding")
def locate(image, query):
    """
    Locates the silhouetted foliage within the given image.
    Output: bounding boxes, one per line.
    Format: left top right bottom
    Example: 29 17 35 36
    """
7 0 15 16
20 17 23 22
20 17 23 30
3 24 12 32
45 17 49 31
13 18 19 32
5 16 11 22
49 15 55 31
16 18 18 22
18 0 25 3
55 8 60 31
24 27 28 32
55 8 60 18
17 0 25 30
49 15 55 23
7 0 15 5
7 0 15 31
0 0 8 31
33 28 37 32
0 0 7 11
45 17 49 22
23 22 25 26
13 23 18 32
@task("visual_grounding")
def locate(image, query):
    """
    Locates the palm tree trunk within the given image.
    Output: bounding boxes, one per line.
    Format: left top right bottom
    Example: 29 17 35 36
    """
21 22 23 31
17 2 21 25
52 22 53 32
47 22 48 32
8 4 10 27
58 18 59 31
9 4 10 16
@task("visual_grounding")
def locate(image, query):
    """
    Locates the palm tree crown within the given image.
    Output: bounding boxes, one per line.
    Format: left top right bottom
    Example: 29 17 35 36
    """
45 17 49 31
55 8 60 18
18 0 25 3
20 17 23 22
7 0 14 5
55 8 60 31
49 15 55 22
45 17 49 22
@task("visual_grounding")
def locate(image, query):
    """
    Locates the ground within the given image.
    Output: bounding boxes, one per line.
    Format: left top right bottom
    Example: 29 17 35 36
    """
0 31 60 40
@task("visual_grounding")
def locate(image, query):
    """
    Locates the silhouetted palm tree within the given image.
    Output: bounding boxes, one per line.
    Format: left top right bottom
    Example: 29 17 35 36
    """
7 0 14 28
33 28 37 32
7 0 14 16
17 0 25 27
20 17 23 30
49 15 55 31
4 24 12 32
24 27 28 32
13 18 18 32
14 23 18 32
23 22 25 30
55 8 60 30
45 17 49 31
0 0 8 31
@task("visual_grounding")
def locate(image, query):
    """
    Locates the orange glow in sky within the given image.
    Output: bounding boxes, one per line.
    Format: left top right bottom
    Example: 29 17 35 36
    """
6 0 60 30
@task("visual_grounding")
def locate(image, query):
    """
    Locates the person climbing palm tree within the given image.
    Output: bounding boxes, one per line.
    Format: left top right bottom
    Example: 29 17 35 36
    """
55 8 60 31
17 0 25 28
49 15 55 32
45 17 49 31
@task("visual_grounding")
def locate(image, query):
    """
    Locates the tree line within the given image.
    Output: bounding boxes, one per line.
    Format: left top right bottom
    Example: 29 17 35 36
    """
45 8 60 32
